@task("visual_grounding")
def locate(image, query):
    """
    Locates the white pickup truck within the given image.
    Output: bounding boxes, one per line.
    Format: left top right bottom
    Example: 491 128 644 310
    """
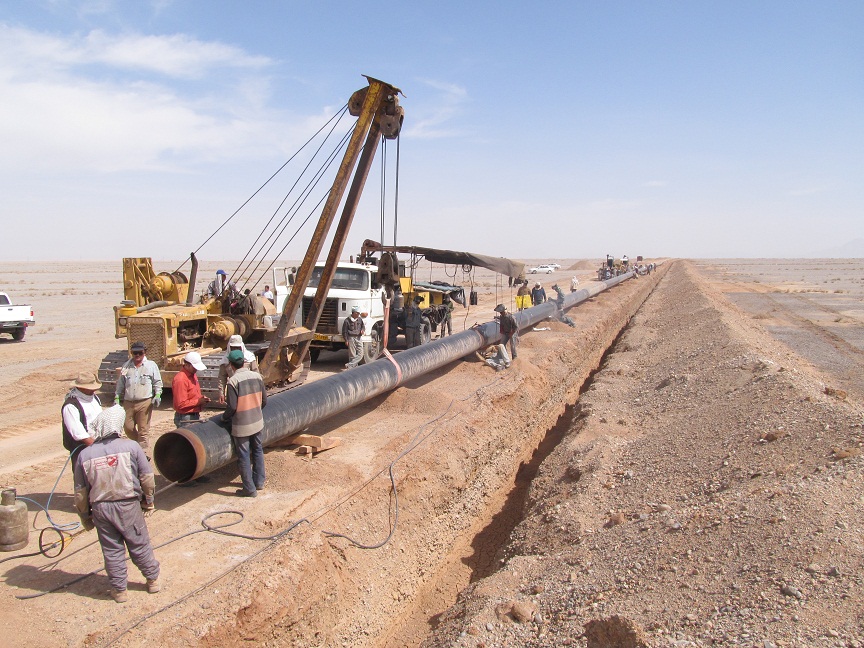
0 292 35 341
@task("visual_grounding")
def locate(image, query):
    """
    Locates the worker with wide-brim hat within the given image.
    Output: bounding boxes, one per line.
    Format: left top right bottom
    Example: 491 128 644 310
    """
62 371 104 454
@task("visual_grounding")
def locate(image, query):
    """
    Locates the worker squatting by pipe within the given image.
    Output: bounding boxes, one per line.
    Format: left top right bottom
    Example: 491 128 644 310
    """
153 272 636 482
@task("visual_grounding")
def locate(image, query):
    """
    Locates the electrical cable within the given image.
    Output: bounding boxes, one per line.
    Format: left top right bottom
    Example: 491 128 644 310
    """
16 374 508 647
101 515 310 647
1 450 95 565
314 375 504 549
18 450 80 532
13 508 261 600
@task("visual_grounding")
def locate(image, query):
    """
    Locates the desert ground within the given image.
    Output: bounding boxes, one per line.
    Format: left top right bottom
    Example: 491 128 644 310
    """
1 258 863 647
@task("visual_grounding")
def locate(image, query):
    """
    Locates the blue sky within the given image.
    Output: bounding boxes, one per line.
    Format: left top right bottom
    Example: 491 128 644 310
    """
1 1 862 262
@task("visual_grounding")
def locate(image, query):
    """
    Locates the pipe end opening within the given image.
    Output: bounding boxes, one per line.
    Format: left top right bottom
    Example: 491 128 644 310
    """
154 432 198 483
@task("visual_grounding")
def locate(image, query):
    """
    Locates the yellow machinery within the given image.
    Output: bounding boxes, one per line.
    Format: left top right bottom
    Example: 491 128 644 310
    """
100 253 305 401
99 76 404 405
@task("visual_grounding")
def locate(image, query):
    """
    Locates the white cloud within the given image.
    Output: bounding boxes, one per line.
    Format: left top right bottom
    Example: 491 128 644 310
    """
1 25 272 78
0 25 307 173
404 77 468 139
81 30 273 78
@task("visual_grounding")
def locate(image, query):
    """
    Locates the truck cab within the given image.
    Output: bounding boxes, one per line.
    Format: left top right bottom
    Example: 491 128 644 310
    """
275 261 386 364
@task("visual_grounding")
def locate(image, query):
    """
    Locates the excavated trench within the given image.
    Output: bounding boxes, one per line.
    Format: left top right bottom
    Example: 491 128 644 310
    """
377 286 661 648
382 318 632 648
469 318 634 584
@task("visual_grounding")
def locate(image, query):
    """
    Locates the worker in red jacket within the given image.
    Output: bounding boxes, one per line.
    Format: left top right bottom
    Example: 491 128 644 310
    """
171 351 210 427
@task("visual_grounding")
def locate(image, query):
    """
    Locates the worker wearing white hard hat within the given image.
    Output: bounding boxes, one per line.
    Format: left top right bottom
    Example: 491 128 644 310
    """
172 351 211 427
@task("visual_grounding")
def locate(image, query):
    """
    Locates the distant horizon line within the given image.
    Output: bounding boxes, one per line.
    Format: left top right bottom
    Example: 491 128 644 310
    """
3 255 864 264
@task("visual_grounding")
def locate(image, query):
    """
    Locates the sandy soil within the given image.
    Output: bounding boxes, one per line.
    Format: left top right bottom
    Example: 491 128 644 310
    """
1 258 862 647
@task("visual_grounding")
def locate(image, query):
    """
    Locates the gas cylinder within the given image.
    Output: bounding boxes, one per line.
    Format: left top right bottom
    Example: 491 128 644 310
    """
0 488 29 551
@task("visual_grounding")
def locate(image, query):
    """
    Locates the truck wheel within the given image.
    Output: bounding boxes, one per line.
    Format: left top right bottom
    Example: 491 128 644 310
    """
309 348 320 363
12 328 25 341
361 327 382 364
420 318 432 345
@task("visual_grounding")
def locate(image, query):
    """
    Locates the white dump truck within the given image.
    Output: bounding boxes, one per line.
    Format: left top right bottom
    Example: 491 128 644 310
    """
0 292 35 341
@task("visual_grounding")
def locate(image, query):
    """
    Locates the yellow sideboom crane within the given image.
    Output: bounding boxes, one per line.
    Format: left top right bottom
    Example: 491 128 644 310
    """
99 76 404 404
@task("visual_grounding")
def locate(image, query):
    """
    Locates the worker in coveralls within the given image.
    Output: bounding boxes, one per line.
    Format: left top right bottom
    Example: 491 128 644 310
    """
74 405 160 603
342 305 365 369
494 304 519 359
404 295 425 349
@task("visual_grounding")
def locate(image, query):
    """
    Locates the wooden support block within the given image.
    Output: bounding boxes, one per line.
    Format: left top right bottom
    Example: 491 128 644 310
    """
280 433 342 451
274 433 343 455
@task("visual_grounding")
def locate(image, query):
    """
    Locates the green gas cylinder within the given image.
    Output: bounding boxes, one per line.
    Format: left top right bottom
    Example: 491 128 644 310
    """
0 488 28 551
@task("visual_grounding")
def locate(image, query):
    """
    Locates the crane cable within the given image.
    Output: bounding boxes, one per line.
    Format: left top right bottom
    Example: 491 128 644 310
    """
233 124 357 294
379 136 387 244
172 103 349 274
232 105 352 286
393 134 401 246
378 133 401 247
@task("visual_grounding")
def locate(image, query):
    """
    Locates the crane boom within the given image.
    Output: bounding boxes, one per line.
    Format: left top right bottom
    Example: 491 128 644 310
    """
258 76 403 381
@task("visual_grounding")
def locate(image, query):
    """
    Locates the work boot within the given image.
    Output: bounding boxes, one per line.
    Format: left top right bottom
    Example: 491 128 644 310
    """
147 579 161 594
110 589 128 603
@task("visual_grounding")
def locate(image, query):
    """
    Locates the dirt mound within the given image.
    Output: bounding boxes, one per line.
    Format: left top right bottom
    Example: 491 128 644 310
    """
422 261 864 646
568 259 596 271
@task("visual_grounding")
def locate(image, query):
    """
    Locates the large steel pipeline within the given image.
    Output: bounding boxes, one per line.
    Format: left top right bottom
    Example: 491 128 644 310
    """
154 272 636 482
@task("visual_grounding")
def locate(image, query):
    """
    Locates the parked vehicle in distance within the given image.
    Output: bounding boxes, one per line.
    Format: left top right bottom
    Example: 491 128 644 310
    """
529 265 555 274
0 292 35 341
546 263 561 270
